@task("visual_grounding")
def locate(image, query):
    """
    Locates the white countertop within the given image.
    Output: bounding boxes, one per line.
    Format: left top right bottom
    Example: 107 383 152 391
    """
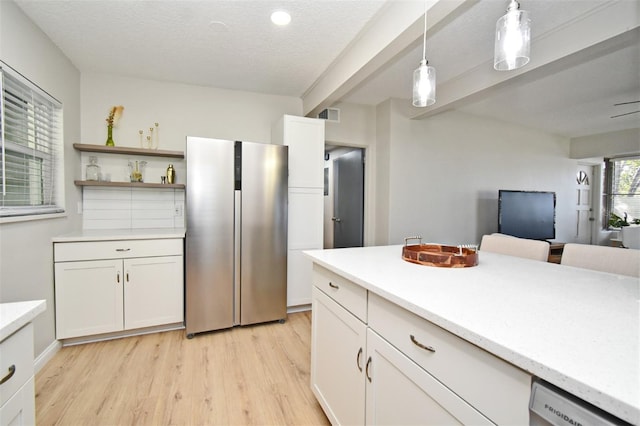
0 300 46 341
52 228 186 242
304 245 640 425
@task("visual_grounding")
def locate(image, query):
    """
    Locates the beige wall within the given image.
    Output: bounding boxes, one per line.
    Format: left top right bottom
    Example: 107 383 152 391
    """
375 100 578 246
0 0 82 359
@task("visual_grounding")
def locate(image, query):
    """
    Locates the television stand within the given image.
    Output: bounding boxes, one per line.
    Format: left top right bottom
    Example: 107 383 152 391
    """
548 243 565 263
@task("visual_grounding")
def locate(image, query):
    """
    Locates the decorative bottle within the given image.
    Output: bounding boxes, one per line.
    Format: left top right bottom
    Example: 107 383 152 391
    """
166 164 176 184
86 156 100 181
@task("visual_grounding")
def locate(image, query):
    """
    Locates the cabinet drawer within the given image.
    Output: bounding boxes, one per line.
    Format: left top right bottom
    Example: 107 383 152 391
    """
313 264 367 322
0 324 34 407
368 293 531 426
54 238 183 262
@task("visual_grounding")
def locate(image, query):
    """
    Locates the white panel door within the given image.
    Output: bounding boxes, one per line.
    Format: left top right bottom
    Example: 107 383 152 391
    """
575 165 594 244
288 189 324 249
311 286 366 426
124 256 184 330
365 329 493 426
54 259 123 339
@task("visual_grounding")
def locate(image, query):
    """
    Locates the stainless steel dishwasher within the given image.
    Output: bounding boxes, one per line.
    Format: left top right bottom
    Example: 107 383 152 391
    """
529 379 631 426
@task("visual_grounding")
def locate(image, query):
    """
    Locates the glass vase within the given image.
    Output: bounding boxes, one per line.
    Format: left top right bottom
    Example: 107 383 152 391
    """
105 126 115 146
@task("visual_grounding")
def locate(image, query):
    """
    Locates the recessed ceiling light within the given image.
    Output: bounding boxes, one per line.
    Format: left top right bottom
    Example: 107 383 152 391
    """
271 10 291 26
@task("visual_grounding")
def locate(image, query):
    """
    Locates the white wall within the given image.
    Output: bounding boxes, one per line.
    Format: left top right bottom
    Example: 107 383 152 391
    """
378 99 577 246
570 128 640 159
80 73 302 151
0 0 82 358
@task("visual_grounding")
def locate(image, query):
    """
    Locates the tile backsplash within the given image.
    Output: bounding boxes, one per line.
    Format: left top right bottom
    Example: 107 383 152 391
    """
82 187 185 230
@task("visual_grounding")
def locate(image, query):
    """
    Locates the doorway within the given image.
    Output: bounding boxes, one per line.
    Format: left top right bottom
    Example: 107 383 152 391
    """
323 146 365 249
575 164 594 244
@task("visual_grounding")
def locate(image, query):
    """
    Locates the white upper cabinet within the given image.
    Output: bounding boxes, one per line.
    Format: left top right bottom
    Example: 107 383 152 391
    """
272 115 325 189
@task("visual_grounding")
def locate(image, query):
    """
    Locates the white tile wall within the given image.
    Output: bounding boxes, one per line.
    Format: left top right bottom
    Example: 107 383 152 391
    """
82 187 185 230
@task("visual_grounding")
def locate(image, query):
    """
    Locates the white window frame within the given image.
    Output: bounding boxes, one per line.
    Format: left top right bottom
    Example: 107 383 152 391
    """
603 155 640 228
1 62 65 219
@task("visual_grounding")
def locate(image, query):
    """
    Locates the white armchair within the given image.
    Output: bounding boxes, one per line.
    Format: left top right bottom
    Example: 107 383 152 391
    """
479 234 550 262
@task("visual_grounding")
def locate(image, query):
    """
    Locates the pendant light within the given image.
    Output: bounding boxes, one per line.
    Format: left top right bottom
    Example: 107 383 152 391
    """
494 0 531 71
412 2 436 107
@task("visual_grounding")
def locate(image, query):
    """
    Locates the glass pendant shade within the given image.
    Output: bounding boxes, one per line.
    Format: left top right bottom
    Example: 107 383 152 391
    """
412 59 436 107
494 0 530 71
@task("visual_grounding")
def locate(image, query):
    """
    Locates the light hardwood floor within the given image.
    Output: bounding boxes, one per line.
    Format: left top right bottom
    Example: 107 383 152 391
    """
35 311 329 425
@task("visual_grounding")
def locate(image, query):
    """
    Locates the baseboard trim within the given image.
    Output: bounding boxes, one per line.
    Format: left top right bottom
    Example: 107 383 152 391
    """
287 303 311 314
35 339 62 374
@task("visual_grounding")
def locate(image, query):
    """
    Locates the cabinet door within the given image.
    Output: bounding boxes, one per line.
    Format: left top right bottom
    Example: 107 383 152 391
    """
311 286 366 425
54 259 123 339
283 115 325 189
365 329 494 426
124 256 184 329
0 377 35 426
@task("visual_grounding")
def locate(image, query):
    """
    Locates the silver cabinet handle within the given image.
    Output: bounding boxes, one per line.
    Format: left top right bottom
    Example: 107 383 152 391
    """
115 248 131 252
328 282 339 290
410 334 436 353
365 357 372 382
0 365 16 385
356 347 363 372
331 217 342 223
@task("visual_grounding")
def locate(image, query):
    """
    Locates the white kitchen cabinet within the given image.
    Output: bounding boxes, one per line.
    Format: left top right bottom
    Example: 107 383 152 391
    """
365 329 493 425
311 286 367 426
272 114 325 307
54 238 184 340
272 115 325 189
310 263 532 425
0 323 35 426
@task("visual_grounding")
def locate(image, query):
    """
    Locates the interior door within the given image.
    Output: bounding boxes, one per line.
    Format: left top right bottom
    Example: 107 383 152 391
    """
575 165 594 244
333 149 364 248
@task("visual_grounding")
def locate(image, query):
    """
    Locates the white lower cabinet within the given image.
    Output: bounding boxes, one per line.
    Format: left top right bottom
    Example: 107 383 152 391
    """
365 329 492 425
310 265 532 425
54 238 184 340
311 286 366 425
0 324 36 426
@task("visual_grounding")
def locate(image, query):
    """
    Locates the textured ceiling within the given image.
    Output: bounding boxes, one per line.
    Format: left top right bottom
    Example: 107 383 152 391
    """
14 0 386 97
14 0 640 139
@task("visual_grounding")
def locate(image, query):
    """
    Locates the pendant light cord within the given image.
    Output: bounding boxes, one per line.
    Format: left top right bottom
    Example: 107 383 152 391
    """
422 1 427 62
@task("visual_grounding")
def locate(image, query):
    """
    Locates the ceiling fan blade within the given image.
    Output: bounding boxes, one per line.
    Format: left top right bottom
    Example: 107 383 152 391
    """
610 110 640 119
613 101 640 106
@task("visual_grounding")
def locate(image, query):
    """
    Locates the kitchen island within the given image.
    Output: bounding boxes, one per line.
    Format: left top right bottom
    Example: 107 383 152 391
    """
305 245 639 425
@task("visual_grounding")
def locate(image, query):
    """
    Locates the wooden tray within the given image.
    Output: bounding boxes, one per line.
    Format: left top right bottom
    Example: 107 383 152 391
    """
401 237 478 268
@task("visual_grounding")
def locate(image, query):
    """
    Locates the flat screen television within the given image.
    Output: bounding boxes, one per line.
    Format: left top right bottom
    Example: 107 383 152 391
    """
498 190 556 240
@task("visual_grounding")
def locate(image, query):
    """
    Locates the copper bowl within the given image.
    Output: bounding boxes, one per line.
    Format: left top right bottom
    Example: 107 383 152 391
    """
402 240 478 268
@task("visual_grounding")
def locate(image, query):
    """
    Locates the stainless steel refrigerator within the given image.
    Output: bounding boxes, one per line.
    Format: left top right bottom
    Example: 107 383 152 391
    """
185 137 288 337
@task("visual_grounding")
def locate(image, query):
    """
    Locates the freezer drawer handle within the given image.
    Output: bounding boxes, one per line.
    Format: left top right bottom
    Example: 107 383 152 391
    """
356 347 363 372
328 282 339 290
365 357 372 382
115 248 131 252
0 365 16 385
410 334 436 353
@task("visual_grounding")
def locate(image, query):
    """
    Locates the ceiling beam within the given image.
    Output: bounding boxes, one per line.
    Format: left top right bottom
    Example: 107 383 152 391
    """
408 0 640 120
301 0 476 118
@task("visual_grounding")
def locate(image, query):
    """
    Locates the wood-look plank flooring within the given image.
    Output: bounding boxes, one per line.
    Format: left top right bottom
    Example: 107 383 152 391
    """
35 312 329 426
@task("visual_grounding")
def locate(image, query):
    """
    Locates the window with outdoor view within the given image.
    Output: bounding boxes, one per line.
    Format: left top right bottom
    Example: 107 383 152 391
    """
603 156 640 228
1 62 64 218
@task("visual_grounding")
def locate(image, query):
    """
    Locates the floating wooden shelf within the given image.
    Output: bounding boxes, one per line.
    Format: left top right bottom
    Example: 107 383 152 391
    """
73 143 184 158
74 180 185 189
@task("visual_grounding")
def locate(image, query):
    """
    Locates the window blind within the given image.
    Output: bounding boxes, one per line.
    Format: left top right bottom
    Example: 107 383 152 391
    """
1 63 64 217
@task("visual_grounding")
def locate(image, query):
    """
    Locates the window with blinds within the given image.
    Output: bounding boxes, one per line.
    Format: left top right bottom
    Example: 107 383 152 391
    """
603 155 640 227
1 63 64 218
